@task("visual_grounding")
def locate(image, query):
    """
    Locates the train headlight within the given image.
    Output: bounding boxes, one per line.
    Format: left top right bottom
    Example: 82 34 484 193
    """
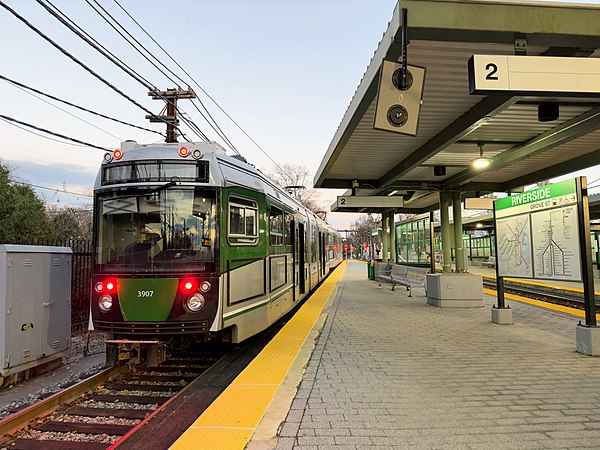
200 281 211 293
186 293 205 312
98 295 113 312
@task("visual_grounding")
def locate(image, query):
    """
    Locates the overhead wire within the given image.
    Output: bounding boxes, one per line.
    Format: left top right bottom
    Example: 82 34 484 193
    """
82 0 211 143
112 0 282 167
0 114 111 151
0 116 90 148
0 1 156 119
34 0 194 142
13 180 94 198
85 0 183 89
188 100 240 154
2 0 193 143
0 74 165 136
177 111 210 142
111 0 247 156
37 0 155 91
4 78 122 141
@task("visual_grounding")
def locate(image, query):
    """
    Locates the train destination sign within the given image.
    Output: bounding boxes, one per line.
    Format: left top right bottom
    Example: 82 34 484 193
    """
468 55 600 96
493 179 581 281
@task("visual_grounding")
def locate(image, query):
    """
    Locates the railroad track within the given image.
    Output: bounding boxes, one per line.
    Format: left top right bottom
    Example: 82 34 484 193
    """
0 351 225 450
481 276 599 310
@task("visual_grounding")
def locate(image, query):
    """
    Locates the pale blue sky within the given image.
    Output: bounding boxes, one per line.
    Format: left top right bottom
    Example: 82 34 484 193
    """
2 0 600 227
0 0 396 225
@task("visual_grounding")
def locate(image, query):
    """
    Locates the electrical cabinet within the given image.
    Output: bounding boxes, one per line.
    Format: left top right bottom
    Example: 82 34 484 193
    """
0 245 72 380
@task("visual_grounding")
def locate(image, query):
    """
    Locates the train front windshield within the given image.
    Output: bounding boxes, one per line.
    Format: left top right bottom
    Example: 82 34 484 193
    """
95 187 217 273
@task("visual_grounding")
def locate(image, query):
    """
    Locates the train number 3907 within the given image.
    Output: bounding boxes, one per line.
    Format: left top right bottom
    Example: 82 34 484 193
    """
137 290 154 298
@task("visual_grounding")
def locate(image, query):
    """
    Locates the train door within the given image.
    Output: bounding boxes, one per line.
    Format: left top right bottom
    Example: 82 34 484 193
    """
319 231 326 277
298 222 306 294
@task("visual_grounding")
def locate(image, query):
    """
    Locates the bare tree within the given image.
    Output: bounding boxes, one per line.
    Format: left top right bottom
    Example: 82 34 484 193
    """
266 163 326 220
349 214 377 258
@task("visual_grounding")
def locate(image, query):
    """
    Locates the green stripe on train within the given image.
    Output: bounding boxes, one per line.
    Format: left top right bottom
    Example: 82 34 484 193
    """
221 286 292 324
118 278 178 321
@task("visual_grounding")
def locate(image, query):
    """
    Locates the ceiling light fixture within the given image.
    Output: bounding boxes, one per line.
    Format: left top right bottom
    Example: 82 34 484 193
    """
472 143 491 169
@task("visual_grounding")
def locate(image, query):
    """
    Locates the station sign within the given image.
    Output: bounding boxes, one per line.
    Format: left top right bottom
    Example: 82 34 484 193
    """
493 179 581 281
468 55 600 96
494 179 577 218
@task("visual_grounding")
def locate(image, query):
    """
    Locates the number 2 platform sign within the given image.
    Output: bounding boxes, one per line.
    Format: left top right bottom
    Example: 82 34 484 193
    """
468 54 600 97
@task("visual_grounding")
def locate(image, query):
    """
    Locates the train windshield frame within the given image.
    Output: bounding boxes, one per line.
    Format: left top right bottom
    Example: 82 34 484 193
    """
95 186 217 273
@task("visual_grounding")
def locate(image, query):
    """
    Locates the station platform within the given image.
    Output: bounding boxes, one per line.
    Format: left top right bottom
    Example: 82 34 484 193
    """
171 260 600 449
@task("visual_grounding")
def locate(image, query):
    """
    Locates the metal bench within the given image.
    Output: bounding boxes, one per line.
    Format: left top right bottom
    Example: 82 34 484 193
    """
374 263 429 297
482 256 496 268
375 263 393 283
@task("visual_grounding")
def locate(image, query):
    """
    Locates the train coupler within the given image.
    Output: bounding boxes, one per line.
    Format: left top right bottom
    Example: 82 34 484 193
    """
105 339 167 368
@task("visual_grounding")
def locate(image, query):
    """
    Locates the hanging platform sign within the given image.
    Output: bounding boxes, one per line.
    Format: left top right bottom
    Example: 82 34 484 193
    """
493 179 581 281
464 197 495 210
336 196 404 209
468 55 600 96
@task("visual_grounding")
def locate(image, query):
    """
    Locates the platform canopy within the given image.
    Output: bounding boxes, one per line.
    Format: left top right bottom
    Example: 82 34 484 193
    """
316 0 600 214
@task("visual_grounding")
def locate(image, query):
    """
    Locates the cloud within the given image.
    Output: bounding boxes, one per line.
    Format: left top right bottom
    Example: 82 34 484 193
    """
4 159 97 191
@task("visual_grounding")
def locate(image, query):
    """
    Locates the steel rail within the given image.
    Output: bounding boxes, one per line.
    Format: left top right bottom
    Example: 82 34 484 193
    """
482 278 598 309
0 365 125 437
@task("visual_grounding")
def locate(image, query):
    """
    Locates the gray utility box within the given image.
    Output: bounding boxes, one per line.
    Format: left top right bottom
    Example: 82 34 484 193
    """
0 245 72 380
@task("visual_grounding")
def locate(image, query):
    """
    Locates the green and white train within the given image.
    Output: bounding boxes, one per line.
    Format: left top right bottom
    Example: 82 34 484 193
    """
90 140 342 348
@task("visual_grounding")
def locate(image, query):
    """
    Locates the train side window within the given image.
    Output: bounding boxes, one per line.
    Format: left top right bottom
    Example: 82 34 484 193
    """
284 213 293 246
269 206 283 246
228 196 258 245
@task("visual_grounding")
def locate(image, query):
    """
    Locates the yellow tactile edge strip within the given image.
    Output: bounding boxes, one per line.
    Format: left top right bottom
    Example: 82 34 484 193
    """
483 287 600 321
170 261 348 450
471 269 600 296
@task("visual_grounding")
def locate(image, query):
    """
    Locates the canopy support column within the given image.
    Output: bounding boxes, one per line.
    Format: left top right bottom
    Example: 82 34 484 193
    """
453 191 465 272
440 191 452 273
388 212 396 263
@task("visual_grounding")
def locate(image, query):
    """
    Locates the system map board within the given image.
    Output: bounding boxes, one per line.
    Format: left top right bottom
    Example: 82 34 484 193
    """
496 214 533 278
494 179 581 282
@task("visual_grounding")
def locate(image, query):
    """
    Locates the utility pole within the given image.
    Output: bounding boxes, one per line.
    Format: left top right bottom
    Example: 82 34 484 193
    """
146 88 196 143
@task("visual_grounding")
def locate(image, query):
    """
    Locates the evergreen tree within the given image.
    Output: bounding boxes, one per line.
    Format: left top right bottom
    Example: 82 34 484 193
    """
0 161 53 243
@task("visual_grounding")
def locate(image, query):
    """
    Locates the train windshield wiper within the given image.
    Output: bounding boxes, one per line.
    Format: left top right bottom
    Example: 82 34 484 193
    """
143 177 180 195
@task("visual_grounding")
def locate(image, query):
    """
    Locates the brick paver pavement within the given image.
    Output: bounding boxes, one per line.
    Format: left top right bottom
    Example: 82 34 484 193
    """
275 261 600 450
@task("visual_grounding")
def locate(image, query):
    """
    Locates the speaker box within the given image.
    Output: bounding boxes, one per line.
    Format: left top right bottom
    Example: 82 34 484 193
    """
538 102 559 122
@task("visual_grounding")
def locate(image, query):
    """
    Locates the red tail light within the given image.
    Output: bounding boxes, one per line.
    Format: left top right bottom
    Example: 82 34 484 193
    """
180 278 198 294
96 278 118 294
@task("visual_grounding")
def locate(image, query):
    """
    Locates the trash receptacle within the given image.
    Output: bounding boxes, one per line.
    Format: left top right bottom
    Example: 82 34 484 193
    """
368 260 375 280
